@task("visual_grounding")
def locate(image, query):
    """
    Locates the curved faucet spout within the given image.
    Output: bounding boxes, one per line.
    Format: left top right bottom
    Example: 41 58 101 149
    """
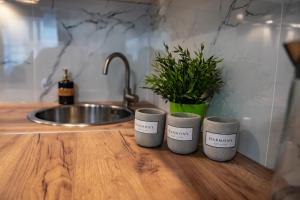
103 52 139 108
103 52 130 90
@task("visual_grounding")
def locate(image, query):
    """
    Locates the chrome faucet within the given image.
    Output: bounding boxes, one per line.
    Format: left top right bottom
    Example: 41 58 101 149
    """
103 52 139 108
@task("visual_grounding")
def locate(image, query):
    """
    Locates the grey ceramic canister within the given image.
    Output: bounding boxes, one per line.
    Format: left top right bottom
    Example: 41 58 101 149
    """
135 108 166 147
203 117 240 162
167 112 201 154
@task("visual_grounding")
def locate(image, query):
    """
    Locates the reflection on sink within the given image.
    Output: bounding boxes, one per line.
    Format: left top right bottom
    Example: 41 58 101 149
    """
27 104 134 127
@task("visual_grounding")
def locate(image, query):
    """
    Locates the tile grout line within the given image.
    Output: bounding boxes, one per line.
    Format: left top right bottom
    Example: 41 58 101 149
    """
265 1 284 167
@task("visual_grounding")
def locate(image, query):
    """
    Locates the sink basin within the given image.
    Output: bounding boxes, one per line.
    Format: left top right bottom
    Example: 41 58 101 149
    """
27 103 134 127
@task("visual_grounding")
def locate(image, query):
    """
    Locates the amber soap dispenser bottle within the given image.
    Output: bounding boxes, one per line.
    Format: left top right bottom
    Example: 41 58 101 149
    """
58 69 74 105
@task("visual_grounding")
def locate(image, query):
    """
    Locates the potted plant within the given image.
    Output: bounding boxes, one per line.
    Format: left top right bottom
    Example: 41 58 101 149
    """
144 43 223 118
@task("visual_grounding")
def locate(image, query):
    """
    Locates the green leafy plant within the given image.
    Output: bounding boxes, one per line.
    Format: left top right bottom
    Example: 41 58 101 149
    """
144 43 223 104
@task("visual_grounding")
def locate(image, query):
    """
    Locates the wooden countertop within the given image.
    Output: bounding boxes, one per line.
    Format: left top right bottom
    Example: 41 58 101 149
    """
0 102 273 200
0 102 154 134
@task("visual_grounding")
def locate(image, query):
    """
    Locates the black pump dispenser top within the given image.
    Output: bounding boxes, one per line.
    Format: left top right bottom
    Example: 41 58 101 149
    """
63 69 69 81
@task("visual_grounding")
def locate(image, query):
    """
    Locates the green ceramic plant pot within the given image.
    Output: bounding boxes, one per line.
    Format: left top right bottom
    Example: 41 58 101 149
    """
169 102 208 119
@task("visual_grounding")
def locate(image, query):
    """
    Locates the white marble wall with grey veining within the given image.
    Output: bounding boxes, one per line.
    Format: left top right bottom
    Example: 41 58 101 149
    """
0 2 34 101
148 0 300 168
0 0 153 102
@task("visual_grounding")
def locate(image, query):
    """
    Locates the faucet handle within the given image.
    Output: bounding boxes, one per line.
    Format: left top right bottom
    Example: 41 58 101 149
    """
124 93 139 109
125 93 139 103
123 88 139 108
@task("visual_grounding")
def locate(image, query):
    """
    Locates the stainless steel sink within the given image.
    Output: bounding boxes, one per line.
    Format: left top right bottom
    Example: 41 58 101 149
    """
27 104 134 127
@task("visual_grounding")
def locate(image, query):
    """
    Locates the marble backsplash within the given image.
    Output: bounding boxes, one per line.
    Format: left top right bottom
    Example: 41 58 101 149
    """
0 0 153 102
1 0 300 168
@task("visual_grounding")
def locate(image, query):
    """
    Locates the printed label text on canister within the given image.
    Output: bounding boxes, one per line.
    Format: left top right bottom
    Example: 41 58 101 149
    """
135 119 158 134
167 125 193 141
205 132 236 148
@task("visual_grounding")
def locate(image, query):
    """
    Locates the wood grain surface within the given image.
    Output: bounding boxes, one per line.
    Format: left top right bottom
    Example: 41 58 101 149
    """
0 130 273 200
